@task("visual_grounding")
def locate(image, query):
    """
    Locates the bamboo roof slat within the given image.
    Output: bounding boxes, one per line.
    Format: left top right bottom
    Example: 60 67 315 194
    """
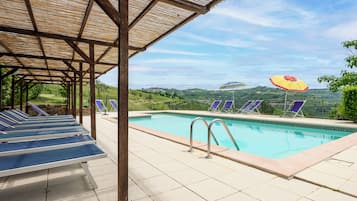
73 43 109 61
186 0 212 6
0 56 22 66
18 57 46 68
0 0 222 83
81 2 118 42
0 0 33 30
31 0 88 37
129 2 193 47
128 0 153 24
41 38 74 59
47 60 72 70
0 32 42 56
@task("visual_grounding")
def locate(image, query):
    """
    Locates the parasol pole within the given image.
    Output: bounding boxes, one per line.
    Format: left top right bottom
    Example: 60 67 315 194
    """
284 91 287 111
232 91 235 109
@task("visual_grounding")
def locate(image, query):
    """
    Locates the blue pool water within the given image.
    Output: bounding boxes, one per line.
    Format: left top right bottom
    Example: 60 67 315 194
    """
129 113 354 158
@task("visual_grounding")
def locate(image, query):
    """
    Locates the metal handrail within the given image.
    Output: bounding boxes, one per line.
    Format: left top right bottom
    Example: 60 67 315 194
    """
189 117 219 152
207 119 239 158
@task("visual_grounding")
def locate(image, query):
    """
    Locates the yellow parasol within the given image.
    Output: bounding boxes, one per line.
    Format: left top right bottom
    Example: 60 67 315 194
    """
269 75 309 110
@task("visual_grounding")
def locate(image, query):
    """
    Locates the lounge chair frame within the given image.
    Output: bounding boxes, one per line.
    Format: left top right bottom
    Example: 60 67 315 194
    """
208 100 222 112
221 100 234 112
284 100 306 118
109 99 118 112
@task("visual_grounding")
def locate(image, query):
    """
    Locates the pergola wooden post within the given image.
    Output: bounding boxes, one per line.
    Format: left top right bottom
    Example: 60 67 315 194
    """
89 42 96 139
79 62 83 124
0 68 2 111
25 82 29 113
118 0 129 200
72 73 77 119
11 75 15 109
66 82 70 115
19 81 23 111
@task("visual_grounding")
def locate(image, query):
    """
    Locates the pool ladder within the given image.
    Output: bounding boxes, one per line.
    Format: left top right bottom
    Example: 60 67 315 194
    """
189 117 240 158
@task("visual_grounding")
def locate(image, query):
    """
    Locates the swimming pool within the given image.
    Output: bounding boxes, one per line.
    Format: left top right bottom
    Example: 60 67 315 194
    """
129 113 353 159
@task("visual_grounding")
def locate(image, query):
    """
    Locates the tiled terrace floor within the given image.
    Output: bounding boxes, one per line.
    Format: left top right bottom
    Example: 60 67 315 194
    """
1 112 357 201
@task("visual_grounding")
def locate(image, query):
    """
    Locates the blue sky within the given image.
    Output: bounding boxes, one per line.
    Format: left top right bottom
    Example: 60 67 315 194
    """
99 0 357 89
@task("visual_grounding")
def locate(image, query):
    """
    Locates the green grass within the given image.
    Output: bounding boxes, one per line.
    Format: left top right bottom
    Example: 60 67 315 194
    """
30 94 66 105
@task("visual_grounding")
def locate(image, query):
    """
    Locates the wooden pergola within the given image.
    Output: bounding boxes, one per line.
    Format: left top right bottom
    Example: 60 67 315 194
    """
0 0 222 200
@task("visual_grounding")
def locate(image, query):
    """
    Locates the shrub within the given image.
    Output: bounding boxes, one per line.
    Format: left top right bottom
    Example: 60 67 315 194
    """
342 86 357 122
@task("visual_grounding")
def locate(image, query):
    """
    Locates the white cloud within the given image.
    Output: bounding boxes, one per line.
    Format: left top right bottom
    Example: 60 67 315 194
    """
325 21 357 41
181 32 254 48
211 0 316 29
147 47 207 56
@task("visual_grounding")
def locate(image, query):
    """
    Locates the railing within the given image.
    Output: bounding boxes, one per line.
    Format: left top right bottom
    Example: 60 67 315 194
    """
207 119 239 158
189 117 219 152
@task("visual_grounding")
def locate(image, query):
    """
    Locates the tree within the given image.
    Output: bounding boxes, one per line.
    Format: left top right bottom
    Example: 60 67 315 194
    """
318 40 357 91
318 40 357 121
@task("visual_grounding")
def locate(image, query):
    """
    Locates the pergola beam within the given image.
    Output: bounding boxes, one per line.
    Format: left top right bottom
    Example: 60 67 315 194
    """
94 0 120 27
24 0 52 81
0 26 144 51
0 52 117 66
66 40 91 63
63 61 80 76
2 65 101 75
71 0 94 61
160 0 208 14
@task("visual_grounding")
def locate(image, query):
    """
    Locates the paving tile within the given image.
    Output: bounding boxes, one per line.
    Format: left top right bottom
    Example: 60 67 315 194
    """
187 178 237 201
96 186 117 201
217 192 259 201
216 170 274 190
91 170 117 190
129 184 148 201
338 180 357 197
136 197 153 201
243 183 300 201
307 188 357 201
166 168 208 185
268 177 319 196
129 163 163 181
0 181 46 201
136 175 181 196
311 161 357 180
333 150 357 163
3 170 47 188
296 169 346 189
296 197 313 201
47 174 96 201
154 161 189 173
151 187 205 201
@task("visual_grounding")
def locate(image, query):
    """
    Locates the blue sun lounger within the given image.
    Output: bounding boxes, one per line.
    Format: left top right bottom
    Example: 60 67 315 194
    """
238 100 254 112
109 99 118 112
95 99 107 113
244 100 263 114
208 100 222 112
0 126 89 142
0 135 94 157
12 109 73 120
221 100 234 112
0 115 80 131
284 100 306 117
0 143 106 189
1 111 75 124
29 102 50 116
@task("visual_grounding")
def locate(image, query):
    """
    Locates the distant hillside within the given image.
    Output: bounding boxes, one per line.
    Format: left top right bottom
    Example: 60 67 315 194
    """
143 86 341 118
34 84 341 119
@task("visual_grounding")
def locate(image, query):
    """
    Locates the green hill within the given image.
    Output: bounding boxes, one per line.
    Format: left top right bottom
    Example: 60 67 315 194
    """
31 83 341 119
